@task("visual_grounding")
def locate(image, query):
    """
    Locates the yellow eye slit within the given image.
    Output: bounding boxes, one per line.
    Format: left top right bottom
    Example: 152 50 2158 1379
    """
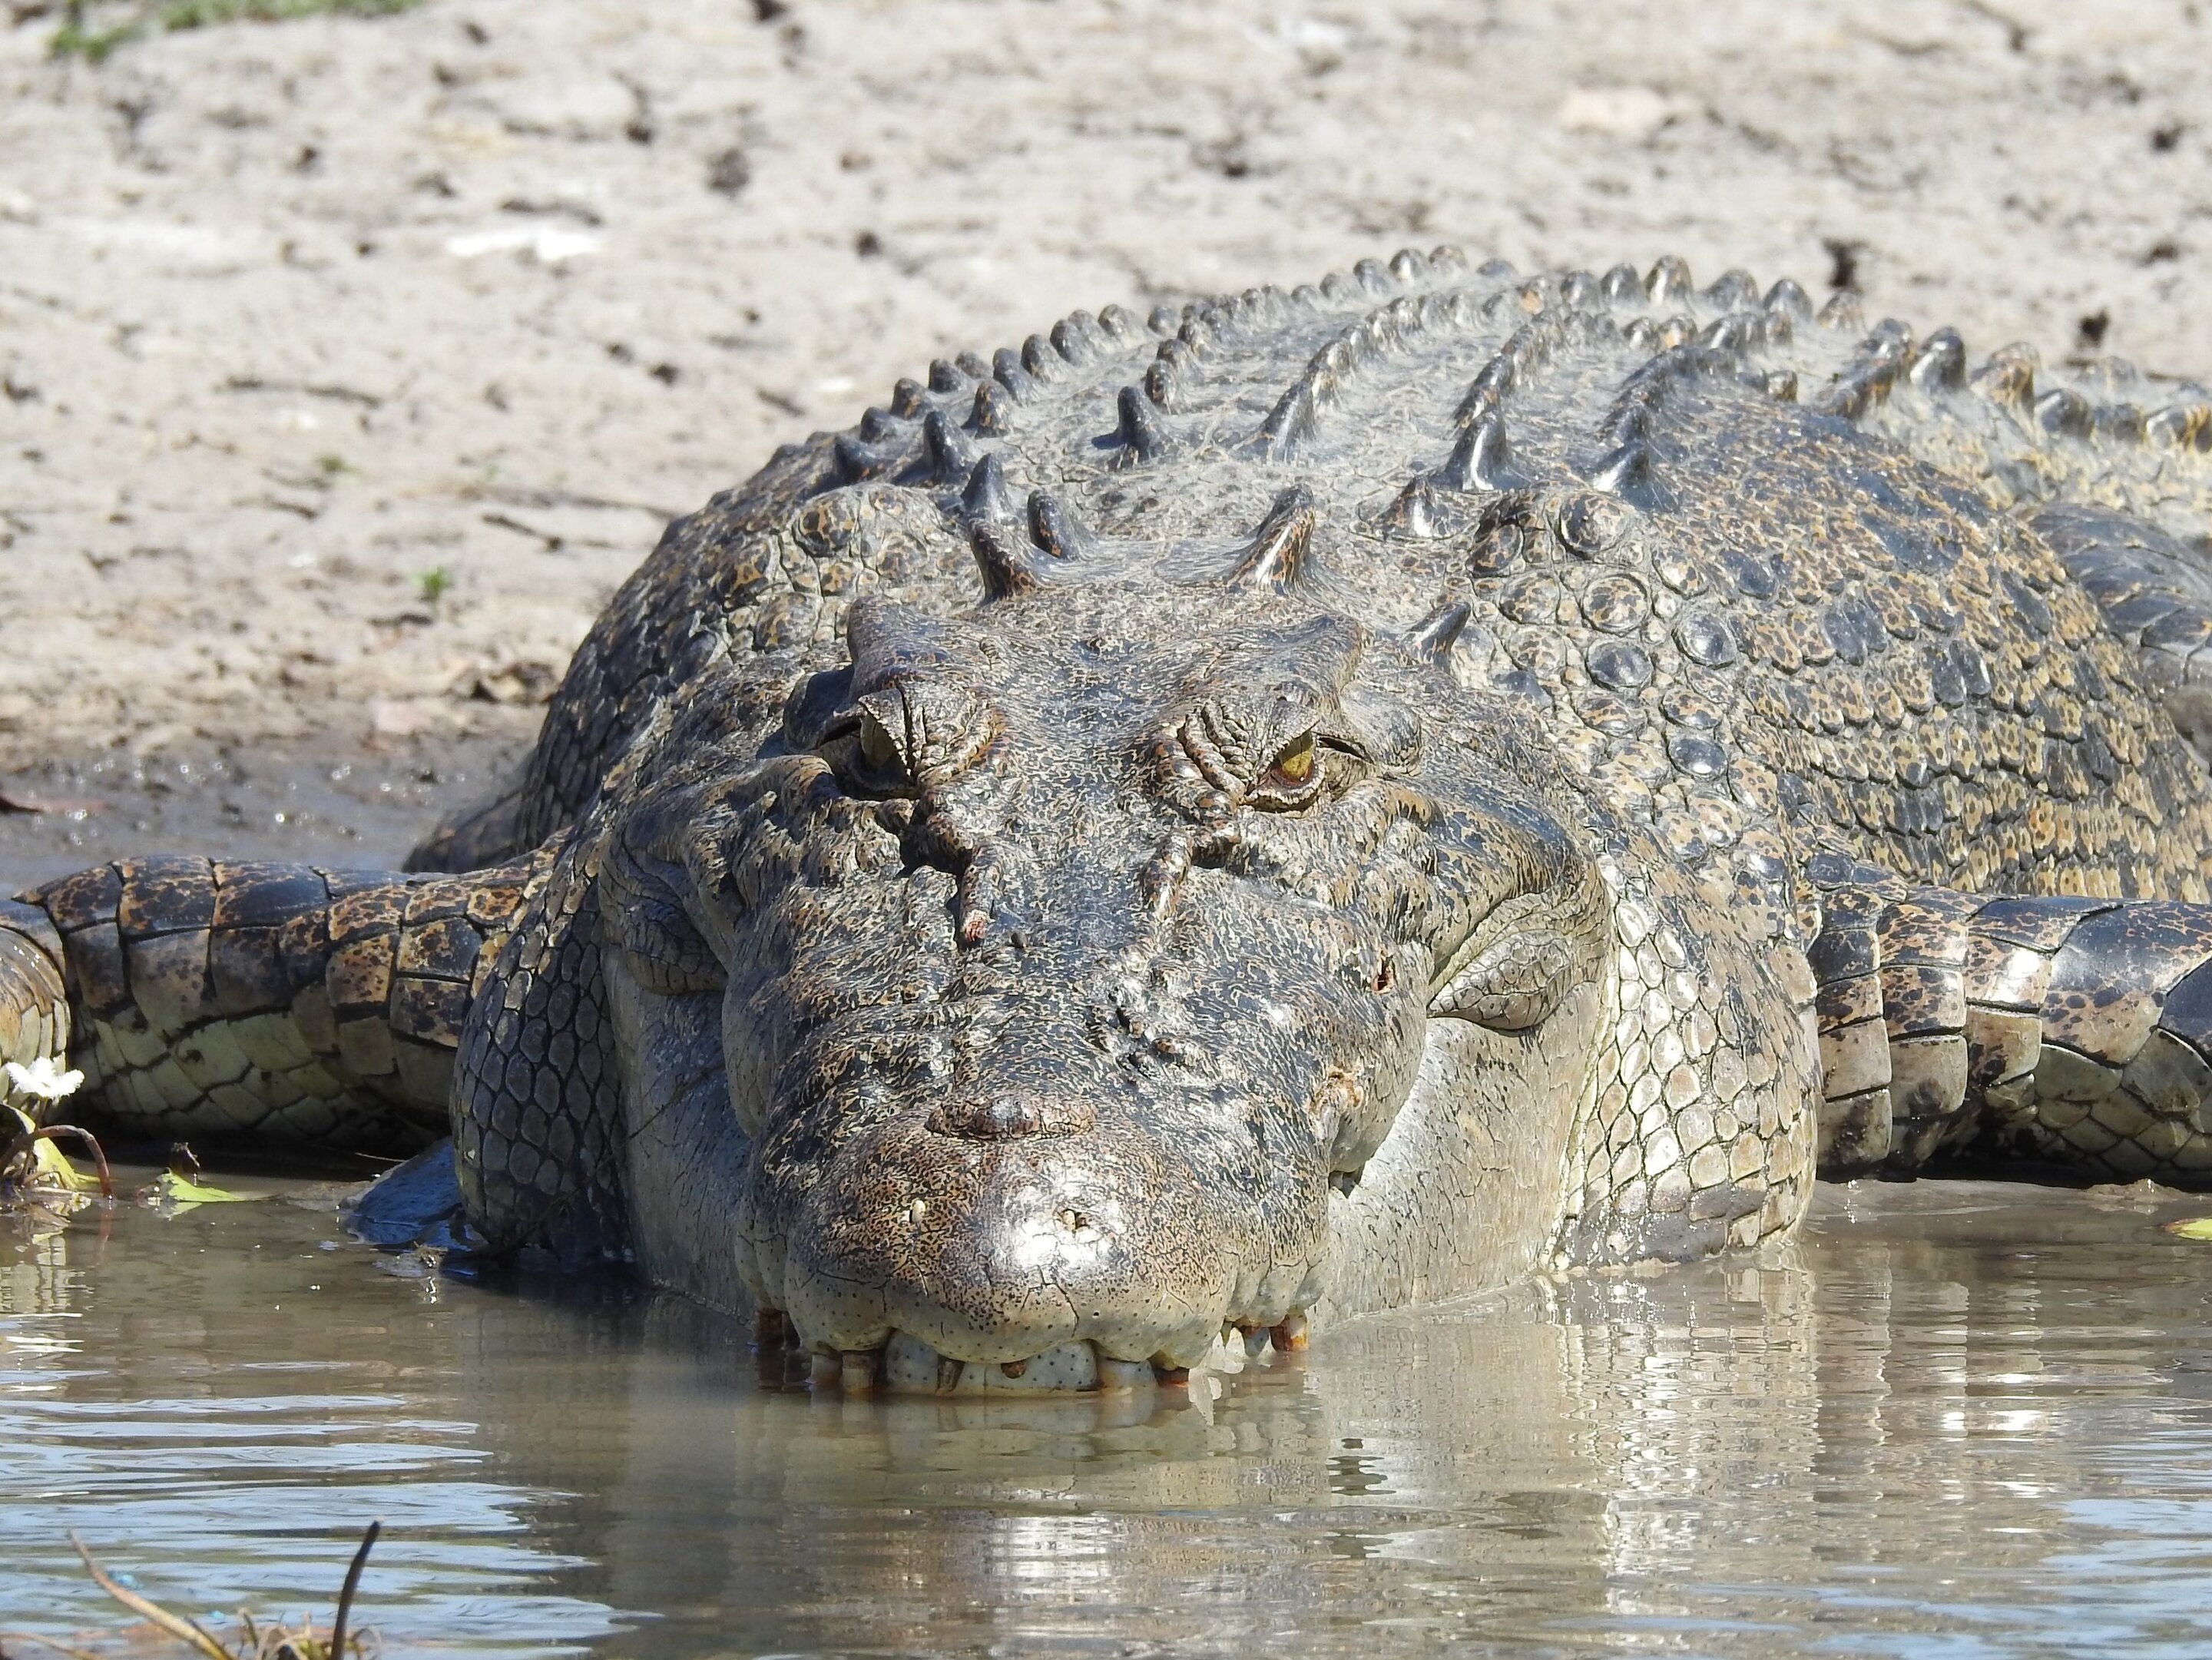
1271 739 1314 784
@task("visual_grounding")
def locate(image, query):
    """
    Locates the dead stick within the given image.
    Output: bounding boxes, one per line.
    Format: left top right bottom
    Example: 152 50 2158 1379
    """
329 1519 380 1660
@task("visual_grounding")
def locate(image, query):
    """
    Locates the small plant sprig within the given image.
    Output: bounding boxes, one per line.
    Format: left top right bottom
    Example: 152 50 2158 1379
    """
51 0 422 63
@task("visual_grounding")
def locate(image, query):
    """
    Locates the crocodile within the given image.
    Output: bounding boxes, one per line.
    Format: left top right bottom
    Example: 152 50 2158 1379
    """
8 249 2212 1397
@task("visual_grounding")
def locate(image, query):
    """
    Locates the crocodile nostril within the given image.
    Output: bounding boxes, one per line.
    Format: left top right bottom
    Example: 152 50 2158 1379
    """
924 1092 1098 1140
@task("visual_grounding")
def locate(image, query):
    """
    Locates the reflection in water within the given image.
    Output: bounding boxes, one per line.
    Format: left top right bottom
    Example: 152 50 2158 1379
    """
7 1181 2212 1656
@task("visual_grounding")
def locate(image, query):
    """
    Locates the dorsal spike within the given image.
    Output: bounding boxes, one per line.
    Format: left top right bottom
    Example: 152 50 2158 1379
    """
1230 485 1320 594
1704 269 1760 311
833 432 903 483
922 410 976 482
1406 601 1472 665
1028 492 1103 560
2034 387 2093 441
1971 343 2038 409
1050 314 1101 365
928 358 971 394
969 522 1048 601
1377 475 1446 541
1020 333 1063 380
1435 410 1532 492
1645 256 1693 304
1763 278 1813 322
1817 290 1865 331
1588 440 1661 510
960 453 1018 523
1909 328 1967 392
1109 383 1171 463
969 380 1015 435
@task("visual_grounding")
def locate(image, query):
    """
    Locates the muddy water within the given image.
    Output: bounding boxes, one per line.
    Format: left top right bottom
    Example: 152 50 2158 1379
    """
10 797 2212 1657
7 1180 2212 1658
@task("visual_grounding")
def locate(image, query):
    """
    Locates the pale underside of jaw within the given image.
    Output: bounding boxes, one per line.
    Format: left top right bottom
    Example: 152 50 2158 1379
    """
756 1312 1313 1397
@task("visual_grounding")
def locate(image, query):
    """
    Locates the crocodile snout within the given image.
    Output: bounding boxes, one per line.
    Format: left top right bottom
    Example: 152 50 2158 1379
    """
777 1105 1306 1393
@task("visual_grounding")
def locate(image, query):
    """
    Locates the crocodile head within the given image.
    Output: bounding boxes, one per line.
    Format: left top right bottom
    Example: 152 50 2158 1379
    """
599 505 1812 1392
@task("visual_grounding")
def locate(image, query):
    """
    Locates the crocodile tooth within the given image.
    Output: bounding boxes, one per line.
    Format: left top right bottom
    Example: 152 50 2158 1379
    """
1096 1353 1153 1392
809 1349 842 1392
1270 1310 1310 1351
936 1355 964 1395
840 1347 882 1396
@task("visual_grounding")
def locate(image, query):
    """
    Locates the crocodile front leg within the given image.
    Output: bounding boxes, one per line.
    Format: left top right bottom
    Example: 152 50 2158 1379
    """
1 851 551 1152
1808 857 2212 1182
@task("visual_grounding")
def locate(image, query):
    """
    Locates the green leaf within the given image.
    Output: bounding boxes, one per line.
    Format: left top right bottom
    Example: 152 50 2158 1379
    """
2163 1217 2212 1241
154 1171 256 1207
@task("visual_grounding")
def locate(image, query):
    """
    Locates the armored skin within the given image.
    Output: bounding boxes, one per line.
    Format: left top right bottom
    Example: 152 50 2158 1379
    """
8 250 2212 1393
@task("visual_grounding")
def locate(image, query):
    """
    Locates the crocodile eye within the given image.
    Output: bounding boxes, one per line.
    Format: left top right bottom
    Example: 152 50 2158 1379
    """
1264 734 1315 789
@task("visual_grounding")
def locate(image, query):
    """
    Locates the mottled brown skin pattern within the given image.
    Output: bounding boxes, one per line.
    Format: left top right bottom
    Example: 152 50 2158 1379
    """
9 249 2212 1393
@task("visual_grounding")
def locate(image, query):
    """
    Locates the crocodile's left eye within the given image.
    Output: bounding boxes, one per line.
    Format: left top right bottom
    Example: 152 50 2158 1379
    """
1265 734 1315 788
1248 731 1332 810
